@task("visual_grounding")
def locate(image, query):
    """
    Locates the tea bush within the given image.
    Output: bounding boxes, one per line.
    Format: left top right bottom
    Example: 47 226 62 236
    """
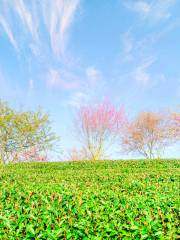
0 160 179 239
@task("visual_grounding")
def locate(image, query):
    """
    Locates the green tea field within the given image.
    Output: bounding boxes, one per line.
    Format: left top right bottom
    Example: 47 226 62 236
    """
0 160 179 239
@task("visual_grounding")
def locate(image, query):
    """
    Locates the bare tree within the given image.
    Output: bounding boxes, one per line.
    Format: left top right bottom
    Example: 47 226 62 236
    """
171 112 180 141
67 148 90 161
121 111 177 159
75 100 125 160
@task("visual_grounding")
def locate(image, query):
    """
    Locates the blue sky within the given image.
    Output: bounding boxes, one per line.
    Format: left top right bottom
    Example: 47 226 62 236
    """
0 0 179 159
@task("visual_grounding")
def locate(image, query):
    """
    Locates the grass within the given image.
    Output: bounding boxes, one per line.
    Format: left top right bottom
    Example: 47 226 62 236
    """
0 159 179 239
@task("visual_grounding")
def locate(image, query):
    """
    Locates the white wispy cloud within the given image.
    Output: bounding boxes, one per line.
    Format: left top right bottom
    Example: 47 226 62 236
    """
0 15 18 50
42 0 80 57
126 1 151 16
0 0 80 57
125 0 176 21
47 68 80 90
121 31 135 62
0 0 81 95
86 66 102 85
0 0 105 105
122 32 133 54
69 92 89 107
14 0 38 41
132 57 166 88
134 58 155 85
67 66 105 107
29 43 41 57
28 79 34 90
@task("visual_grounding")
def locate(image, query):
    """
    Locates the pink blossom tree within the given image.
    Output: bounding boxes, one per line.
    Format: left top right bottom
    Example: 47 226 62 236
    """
13 146 48 163
75 100 125 160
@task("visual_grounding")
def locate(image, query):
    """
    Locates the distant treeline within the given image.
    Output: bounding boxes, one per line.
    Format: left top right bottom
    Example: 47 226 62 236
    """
0 99 179 164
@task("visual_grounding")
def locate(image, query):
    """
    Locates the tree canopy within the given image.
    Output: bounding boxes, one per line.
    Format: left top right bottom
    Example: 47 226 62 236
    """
0 100 59 164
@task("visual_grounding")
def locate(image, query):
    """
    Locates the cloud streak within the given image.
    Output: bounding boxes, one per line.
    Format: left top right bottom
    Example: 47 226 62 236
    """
14 0 38 41
0 15 18 50
69 92 89 108
125 0 176 22
86 66 102 86
0 0 80 57
41 0 80 57
0 0 81 95
134 58 155 84
47 68 80 90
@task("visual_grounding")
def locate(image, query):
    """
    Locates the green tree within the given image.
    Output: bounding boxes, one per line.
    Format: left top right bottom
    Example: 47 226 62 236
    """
0 100 59 164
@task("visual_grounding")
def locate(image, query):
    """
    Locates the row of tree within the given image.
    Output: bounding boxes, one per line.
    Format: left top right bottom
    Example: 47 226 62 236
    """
0 99 179 164
69 101 179 160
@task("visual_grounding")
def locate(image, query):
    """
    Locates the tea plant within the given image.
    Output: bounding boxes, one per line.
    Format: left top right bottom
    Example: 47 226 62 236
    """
0 160 179 239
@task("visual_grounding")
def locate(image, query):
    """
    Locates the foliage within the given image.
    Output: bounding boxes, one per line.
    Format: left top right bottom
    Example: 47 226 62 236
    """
121 111 178 159
16 146 48 162
0 160 179 239
75 100 125 160
0 100 58 164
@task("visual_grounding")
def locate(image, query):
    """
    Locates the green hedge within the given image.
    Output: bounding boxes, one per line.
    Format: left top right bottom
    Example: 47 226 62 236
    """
0 160 179 239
